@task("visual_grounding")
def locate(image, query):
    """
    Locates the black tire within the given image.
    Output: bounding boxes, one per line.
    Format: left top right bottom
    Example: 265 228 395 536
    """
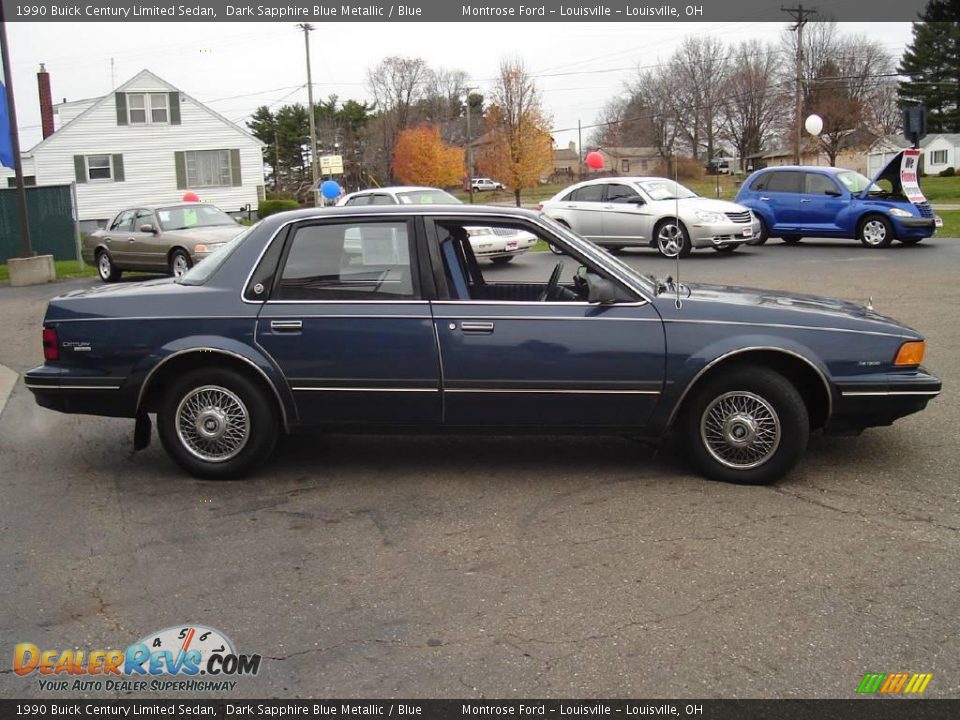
169 249 193 278
781 236 803 245
654 218 692 258
858 214 893 248
713 244 738 253
747 217 769 246
899 237 924 245
95 249 122 283
490 256 515 264
548 243 565 255
157 367 279 480
682 365 809 485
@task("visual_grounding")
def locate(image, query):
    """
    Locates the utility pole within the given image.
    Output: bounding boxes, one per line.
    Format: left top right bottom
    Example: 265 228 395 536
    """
0 6 33 257
464 86 477 204
577 119 583 177
783 4 816 165
297 23 320 206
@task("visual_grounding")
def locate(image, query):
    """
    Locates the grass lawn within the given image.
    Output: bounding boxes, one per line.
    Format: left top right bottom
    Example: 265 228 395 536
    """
935 209 960 238
0 259 98 284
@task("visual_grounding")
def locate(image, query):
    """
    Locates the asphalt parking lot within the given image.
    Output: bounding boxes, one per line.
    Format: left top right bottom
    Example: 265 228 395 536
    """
1 237 958 699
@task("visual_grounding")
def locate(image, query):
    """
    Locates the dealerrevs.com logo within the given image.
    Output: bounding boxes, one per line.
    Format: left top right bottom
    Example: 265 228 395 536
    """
14 624 262 692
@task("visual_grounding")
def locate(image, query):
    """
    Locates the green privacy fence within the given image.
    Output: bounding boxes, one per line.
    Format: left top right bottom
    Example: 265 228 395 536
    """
0 184 78 264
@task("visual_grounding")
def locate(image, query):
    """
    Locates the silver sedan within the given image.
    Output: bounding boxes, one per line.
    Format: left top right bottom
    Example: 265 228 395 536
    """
539 177 760 258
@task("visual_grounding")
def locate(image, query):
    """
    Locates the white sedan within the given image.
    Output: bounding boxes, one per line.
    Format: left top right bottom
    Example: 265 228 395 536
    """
338 186 537 264
539 177 760 258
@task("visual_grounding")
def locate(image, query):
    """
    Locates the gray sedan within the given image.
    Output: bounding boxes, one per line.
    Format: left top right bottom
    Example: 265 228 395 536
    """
85 203 243 282
539 177 760 258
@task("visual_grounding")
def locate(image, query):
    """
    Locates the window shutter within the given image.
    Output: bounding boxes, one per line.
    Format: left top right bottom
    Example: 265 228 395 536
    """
175 151 187 189
74 155 87 183
115 92 127 126
169 92 181 125
112 154 125 182
230 149 242 186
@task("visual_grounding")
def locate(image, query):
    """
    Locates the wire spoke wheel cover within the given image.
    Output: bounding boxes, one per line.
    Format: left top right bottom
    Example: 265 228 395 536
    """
175 385 251 463
657 223 684 257
700 391 781 470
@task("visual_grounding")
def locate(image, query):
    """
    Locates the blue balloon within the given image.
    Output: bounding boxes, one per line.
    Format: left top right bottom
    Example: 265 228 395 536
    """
321 180 342 200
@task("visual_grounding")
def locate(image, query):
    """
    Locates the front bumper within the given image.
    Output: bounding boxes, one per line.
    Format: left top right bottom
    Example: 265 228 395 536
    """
688 219 760 248
827 367 941 433
892 216 937 238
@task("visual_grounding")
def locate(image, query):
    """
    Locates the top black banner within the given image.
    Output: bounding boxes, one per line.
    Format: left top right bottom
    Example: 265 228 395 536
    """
0 0 938 22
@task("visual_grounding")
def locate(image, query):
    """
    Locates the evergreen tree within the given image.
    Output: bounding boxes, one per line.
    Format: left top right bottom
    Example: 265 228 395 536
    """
898 0 960 133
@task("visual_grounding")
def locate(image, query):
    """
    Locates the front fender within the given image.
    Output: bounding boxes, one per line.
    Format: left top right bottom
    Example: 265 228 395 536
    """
127 335 297 428
653 333 835 432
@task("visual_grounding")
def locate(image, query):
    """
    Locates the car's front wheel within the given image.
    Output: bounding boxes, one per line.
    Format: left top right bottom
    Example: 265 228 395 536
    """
158 368 279 480
169 249 193 278
683 365 809 485
96 250 122 283
654 219 692 258
781 235 803 244
713 244 738 253
747 217 769 245
859 215 893 248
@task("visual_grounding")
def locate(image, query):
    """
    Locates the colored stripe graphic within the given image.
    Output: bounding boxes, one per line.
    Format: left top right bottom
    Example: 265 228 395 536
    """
857 672 932 694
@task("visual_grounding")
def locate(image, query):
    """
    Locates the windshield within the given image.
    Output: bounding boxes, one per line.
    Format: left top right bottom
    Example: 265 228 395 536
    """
395 190 462 205
157 204 238 231
536 213 656 297
637 179 697 202
178 222 258 285
836 171 882 195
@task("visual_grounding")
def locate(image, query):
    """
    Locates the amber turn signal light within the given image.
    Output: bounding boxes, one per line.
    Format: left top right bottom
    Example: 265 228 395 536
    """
894 340 925 366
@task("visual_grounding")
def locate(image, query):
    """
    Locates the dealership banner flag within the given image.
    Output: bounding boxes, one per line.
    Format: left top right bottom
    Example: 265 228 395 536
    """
0 81 14 169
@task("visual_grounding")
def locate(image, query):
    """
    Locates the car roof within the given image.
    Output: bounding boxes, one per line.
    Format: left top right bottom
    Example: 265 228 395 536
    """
755 166 851 175
263 204 540 222
345 186 455 195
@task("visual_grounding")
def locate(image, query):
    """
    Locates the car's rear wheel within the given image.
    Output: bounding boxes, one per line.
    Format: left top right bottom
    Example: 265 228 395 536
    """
158 368 279 480
169 249 193 278
747 217 769 245
682 365 809 485
490 256 514 264
781 236 803 244
654 219 692 258
95 250 122 283
858 215 893 248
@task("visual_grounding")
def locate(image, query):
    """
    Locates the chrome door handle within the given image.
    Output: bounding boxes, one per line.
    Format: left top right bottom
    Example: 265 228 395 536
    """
759 196 770 201
603 204 615 209
800 198 812 203
128 237 136 242
270 320 302 332
460 321 494 334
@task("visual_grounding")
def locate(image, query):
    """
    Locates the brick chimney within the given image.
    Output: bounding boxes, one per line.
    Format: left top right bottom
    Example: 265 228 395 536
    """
37 64 54 139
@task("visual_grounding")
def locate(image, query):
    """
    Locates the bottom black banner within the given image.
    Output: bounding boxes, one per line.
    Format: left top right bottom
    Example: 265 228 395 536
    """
2 699 959 720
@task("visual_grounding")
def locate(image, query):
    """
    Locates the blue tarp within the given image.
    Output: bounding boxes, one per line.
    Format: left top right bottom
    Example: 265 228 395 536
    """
0 82 14 169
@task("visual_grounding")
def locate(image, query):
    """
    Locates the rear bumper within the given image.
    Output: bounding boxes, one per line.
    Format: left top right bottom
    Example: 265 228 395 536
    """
826 367 941 433
23 366 132 418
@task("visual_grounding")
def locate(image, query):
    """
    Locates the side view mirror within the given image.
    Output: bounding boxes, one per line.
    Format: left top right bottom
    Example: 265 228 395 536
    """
140 224 157 234
585 273 620 305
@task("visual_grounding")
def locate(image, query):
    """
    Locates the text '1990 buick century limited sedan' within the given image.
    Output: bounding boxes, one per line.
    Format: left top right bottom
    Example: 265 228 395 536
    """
25 206 941 484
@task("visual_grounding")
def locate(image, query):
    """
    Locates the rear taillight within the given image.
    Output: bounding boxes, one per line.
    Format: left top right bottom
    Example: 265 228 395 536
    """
42 327 59 361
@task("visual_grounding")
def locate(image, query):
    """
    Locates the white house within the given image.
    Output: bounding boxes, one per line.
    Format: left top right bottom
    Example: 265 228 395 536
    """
867 133 960 177
2 68 265 231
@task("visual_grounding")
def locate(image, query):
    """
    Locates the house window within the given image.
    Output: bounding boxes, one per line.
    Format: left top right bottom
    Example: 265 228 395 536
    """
185 150 232 187
6 176 36 188
86 155 113 181
621 159 630 173
931 149 948 165
128 93 169 125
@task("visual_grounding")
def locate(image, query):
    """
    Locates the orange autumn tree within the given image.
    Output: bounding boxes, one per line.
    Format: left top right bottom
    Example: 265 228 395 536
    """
392 124 465 187
477 60 553 207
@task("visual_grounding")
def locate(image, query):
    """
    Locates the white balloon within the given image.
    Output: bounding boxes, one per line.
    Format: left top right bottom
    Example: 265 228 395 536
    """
805 114 824 136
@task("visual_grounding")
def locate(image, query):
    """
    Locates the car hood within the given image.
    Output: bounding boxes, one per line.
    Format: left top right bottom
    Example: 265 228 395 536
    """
656 282 919 338
652 197 749 214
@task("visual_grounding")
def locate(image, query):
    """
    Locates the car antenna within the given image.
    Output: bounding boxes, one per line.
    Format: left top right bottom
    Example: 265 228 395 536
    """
673 154 682 310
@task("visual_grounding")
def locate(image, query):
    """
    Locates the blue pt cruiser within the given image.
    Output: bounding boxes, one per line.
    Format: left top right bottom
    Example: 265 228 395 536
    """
25 206 941 485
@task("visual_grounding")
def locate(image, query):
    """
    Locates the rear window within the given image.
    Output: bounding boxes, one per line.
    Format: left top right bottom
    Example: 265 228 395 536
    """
395 190 460 204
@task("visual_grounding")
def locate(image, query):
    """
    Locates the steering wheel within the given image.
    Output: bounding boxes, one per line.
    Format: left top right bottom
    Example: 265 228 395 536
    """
538 261 565 302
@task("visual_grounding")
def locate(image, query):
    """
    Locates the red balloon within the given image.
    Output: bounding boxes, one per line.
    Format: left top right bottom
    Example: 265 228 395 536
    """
182 192 200 202
585 151 604 170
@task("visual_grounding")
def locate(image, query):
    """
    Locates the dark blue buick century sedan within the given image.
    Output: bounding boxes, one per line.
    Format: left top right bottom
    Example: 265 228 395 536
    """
25 206 941 484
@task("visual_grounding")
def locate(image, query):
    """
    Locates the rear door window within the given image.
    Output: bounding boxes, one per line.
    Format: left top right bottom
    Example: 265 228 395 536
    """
765 171 802 194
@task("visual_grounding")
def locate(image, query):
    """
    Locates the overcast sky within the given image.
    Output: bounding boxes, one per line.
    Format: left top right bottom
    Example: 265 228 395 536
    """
4 21 914 151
